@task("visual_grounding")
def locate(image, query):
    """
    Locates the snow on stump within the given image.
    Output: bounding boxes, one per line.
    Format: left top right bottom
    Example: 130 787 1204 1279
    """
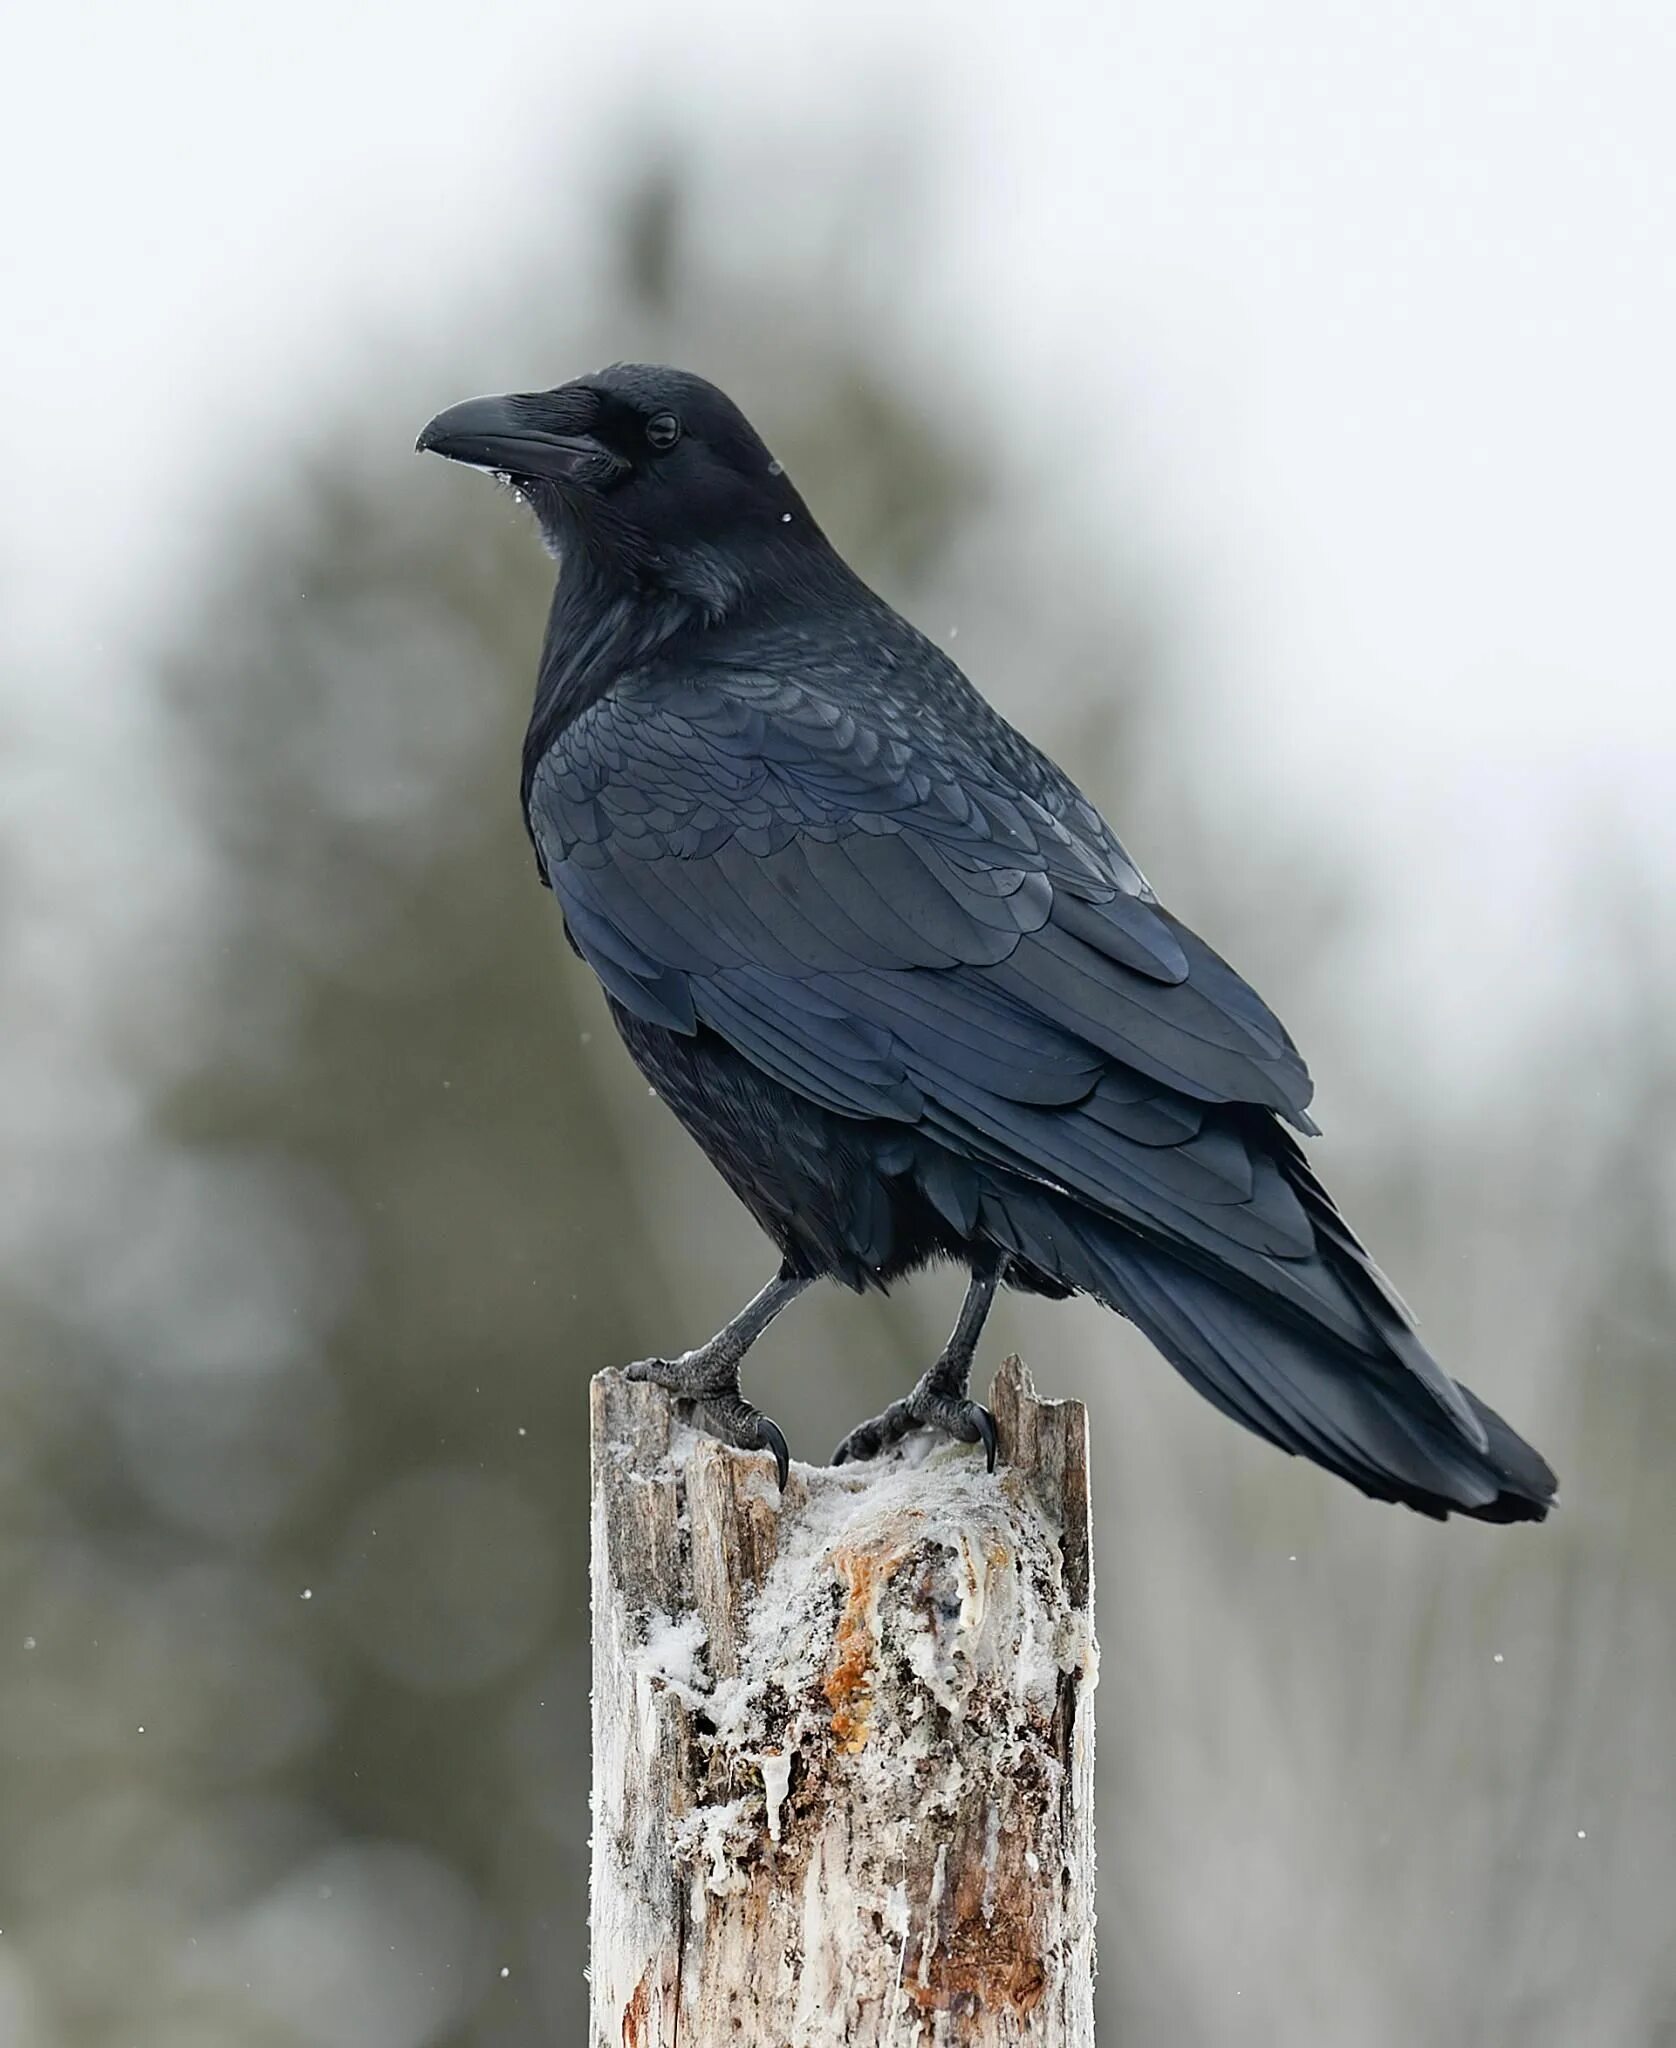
589 1353 1097 2047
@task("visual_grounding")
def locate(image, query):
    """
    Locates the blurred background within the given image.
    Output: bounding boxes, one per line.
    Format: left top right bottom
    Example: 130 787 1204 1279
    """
2 3 1673 2042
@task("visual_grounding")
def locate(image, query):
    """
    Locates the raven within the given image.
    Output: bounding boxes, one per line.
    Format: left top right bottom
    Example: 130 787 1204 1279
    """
418 364 1556 1522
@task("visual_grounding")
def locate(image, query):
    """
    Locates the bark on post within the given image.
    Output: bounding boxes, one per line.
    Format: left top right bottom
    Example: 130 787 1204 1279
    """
589 1355 1097 2046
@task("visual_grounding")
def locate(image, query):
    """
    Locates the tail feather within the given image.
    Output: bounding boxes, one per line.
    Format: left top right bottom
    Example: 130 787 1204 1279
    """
979 1182 1557 1524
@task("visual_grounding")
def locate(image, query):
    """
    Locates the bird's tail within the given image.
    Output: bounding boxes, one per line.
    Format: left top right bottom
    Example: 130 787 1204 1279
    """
979 1184 1557 1523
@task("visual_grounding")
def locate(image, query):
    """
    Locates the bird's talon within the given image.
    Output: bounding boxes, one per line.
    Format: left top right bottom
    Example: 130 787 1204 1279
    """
830 1388 1001 1470
756 1415 791 1492
831 1401 913 1468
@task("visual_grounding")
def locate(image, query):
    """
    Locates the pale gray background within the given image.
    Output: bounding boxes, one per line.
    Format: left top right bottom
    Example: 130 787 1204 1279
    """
1 4 1672 2043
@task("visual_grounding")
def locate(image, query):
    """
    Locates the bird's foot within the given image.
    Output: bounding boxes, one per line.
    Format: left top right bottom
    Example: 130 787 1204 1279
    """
831 1366 998 1473
625 1351 790 1491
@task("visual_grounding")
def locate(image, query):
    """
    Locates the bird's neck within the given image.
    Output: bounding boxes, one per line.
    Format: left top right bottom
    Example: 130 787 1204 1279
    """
519 551 697 825
518 533 872 867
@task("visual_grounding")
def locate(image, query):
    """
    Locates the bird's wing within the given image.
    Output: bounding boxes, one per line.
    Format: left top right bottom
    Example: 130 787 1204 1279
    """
535 669 1313 1098
530 672 1441 1366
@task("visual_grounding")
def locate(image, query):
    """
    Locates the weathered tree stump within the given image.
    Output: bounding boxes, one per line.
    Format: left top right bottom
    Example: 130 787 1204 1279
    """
589 1354 1097 2046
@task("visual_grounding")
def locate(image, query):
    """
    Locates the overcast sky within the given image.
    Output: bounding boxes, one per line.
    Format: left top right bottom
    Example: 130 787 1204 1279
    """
4 0 1672 1087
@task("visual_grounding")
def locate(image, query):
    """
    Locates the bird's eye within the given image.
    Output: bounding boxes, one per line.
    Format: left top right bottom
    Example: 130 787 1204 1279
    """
645 411 682 452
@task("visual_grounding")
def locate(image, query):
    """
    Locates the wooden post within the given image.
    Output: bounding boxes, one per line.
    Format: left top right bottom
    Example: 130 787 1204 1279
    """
589 1355 1097 2046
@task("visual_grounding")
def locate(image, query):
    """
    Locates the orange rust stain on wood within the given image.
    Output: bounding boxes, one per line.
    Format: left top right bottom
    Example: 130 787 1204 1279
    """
909 1820 1052 2020
908 1895 1050 2022
622 1967 653 2047
822 1541 907 1755
823 1546 878 1753
908 1950 1049 2019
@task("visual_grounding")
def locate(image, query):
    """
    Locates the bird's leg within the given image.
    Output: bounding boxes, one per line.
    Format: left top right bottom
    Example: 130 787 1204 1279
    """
832 1249 1008 1472
625 1265 807 1488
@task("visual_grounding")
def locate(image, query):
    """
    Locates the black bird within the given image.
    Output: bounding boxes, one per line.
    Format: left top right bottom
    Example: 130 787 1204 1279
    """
418 364 1556 1522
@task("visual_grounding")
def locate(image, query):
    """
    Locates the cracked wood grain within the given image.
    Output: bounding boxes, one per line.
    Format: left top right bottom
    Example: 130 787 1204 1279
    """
590 1355 1097 2047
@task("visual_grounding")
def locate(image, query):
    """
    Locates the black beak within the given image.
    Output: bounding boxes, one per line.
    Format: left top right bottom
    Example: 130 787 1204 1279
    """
415 391 624 487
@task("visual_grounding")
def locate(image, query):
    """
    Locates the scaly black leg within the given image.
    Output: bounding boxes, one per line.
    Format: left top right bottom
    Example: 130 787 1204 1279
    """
626 1266 807 1488
832 1250 1008 1472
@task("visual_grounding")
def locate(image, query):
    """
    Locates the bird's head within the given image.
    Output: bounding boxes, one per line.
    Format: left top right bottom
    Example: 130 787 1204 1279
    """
416 364 818 611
